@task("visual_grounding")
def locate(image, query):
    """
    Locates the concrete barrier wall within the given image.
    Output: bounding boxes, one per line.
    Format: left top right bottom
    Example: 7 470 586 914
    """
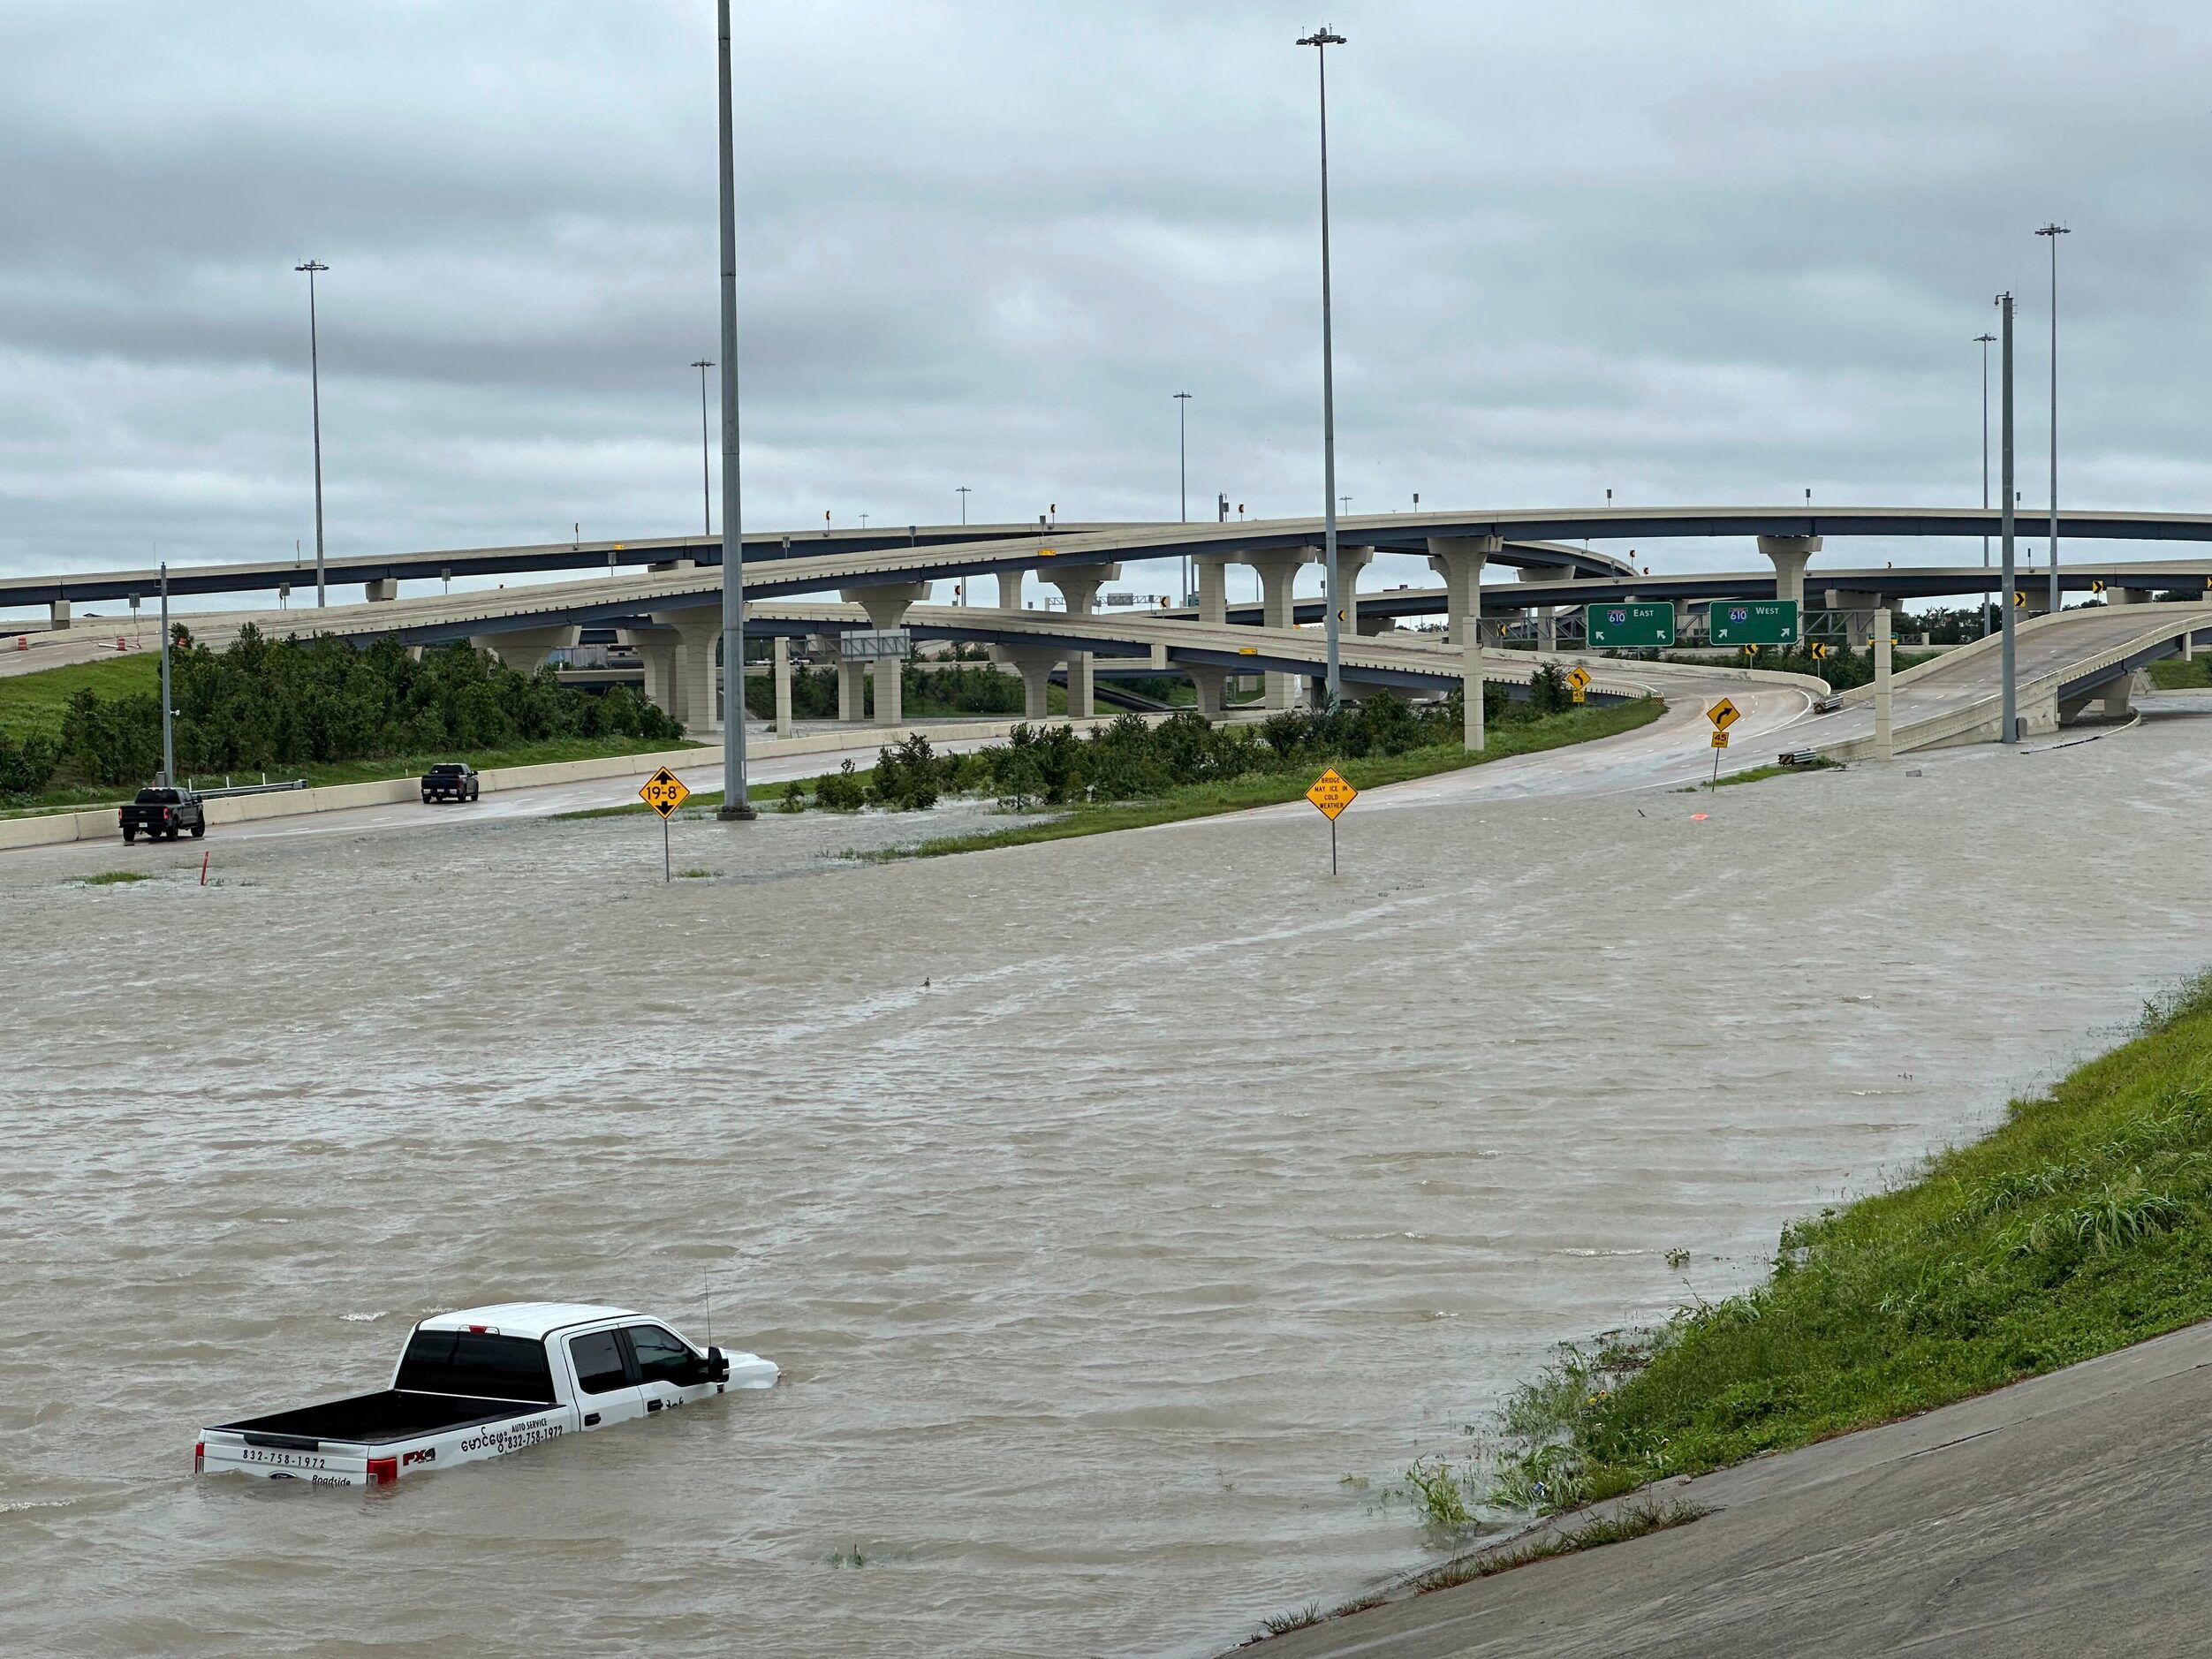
0 715 1148 855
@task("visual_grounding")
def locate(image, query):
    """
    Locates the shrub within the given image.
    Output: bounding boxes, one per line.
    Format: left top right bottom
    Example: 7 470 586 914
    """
868 733 943 811
814 759 867 812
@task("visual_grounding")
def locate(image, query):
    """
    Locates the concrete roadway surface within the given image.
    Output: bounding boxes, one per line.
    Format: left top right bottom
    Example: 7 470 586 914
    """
1258 1318 2212 1659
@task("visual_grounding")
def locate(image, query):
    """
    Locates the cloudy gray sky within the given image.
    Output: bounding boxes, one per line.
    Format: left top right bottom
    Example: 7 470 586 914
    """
4 0 2208 604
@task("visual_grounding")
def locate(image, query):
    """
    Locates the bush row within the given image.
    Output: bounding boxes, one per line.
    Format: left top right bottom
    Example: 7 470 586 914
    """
7 625 682 796
782 680 1579 814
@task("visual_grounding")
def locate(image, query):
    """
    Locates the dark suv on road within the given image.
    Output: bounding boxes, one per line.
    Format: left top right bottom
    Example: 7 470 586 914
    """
420 762 481 804
120 787 206 843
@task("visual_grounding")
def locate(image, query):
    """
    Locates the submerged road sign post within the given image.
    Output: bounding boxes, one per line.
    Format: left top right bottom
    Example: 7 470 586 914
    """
640 766 690 882
1306 766 1357 875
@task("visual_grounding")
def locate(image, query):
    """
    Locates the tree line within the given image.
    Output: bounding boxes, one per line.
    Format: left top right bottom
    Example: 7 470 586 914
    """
2 625 680 798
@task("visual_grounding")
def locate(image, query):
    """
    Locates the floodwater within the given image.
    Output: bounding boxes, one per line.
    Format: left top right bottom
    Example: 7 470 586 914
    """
8 708 2212 1657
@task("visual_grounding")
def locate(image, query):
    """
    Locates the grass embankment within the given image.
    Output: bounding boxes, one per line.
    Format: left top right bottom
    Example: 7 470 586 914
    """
0 654 160 740
2148 657 2212 692
1489 973 2212 1513
875 701 1663 860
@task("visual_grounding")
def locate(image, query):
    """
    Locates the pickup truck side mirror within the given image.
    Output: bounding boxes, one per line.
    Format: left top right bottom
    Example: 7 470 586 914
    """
707 1345 731 1382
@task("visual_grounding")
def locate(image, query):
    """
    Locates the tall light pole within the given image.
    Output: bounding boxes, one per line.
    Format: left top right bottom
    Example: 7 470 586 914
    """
1299 24 1346 708
691 358 715 536
956 484 970 525
1175 390 1193 604
294 261 329 608
1976 331 1996 635
158 562 175 786
1997 292 2019 743
2036 223 2070 617
713 0 754 820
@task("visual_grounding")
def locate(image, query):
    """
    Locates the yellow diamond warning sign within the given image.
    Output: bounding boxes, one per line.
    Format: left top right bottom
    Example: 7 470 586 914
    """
1306 767 1357 821
1706 697 1741 733
1564 666 1592 691
640 767 690 819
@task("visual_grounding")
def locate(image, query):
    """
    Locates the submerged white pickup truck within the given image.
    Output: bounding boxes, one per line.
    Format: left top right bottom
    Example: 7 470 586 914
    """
195 1302 777 1487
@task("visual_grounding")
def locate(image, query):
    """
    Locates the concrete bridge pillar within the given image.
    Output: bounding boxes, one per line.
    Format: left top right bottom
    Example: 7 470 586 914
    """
365 579 398 602
1824 590 1882 648
1185 663 1231 719
1757 535 1821 610
622 631 680 726
838 656 867 723
48 599 70 630
1356 614 1397 637
842 581 929 727
770 635 794 738
1461 639 1485 753
1333 546 1375 638
1238 549 1313 710
995 569 1025 611
2108 586 2149 605
1045 563 1121 718
469 623 580 675
993 645 1059 720
1672 598 1698 643
1427 534 1502 648
1516 563 1573 652
650 608 725 734
1194 554 1231 625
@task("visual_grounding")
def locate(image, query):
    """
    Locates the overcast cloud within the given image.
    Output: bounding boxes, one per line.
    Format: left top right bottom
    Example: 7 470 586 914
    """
4 0 2209 604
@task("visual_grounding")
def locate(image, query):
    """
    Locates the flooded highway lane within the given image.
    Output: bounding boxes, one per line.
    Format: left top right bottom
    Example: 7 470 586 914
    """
7 715 2212 1656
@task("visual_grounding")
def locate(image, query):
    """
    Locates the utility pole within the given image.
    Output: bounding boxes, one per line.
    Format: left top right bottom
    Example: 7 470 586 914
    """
2037 223 2070 617
713 0 754 820
691 359 715 535
1175 390 1193 608
1299 24 1347 708
158 562 174 785
1976 331 1996 637
295 261 329 608
1998 292 2018 744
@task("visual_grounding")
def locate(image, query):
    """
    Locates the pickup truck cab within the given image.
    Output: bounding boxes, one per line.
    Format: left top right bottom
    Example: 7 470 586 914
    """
420 761 481 803
120 786 206 843
196 1302 776 1487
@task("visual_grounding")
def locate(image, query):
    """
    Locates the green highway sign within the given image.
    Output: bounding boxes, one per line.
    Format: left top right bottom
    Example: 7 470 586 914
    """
1708 599 1799 647
1585 602 1676 648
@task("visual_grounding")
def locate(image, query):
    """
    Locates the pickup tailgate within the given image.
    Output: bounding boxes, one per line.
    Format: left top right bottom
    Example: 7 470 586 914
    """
197 1429 376 1487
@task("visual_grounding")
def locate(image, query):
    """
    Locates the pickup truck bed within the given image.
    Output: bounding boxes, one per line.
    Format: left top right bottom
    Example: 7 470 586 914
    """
213 1390 539 1444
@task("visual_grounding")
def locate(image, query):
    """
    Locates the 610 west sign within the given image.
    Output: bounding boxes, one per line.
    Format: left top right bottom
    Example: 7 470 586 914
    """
1707 600 1799 647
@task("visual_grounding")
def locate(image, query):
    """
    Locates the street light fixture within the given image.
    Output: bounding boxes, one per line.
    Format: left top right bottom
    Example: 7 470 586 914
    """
2036 223 2070 616
712 0 754 820
1975 331 1996 634
1997 292 2019 742
1174 390 1193 602
956 484 971 526
294 261 329 608
1298 24 1347 707
691 359 715 536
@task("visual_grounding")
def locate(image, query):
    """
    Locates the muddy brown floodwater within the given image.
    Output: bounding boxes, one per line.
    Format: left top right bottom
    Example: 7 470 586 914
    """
7 710 2212 1657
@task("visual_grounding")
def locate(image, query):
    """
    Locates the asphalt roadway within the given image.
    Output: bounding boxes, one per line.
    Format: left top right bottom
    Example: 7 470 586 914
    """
1258 1318 2212 1659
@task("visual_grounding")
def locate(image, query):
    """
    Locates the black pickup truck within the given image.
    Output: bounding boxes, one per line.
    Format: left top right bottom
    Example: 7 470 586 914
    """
420 762 481 803
119 787 206 843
